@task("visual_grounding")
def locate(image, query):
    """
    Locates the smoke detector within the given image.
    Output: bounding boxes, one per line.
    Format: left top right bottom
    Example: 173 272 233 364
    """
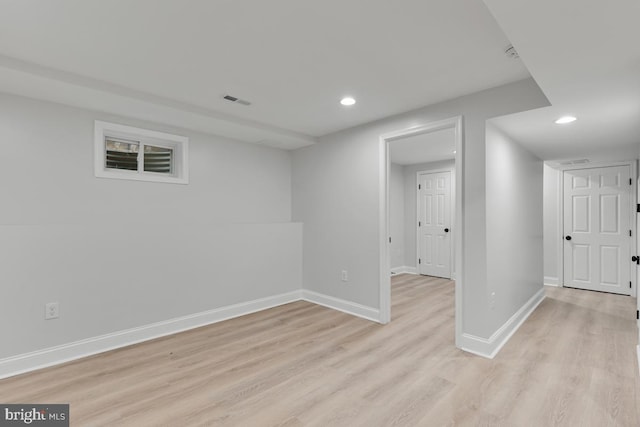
505 45 520 59
223 95 252 106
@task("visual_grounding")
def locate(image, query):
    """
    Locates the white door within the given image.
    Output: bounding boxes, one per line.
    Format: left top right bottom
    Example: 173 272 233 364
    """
563 165 632 295
418 171 451 278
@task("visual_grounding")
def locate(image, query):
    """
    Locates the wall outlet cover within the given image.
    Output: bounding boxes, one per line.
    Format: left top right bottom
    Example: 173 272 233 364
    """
45 302 59 320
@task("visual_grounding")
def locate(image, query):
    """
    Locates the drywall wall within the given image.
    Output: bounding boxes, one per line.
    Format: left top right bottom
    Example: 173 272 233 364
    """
485 123 543 335
389 163 405 269
403 160 455 270
543 163 561 284
0 92 302 359
292 78 550 337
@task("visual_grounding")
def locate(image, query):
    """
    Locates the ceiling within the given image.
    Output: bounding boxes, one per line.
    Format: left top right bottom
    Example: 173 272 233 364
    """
0 0 529 149
390 128 455 165
1 1 637 159
484 0 640 161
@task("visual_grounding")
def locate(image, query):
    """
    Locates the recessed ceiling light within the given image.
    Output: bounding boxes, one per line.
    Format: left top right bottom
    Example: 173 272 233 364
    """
555 116 577 124
340 97 356 106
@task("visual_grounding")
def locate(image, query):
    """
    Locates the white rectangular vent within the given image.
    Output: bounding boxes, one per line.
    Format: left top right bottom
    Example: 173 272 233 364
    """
223 95 251 106
559 159 590 165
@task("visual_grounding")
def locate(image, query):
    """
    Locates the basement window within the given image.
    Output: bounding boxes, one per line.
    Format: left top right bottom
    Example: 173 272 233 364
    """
94 121 188 184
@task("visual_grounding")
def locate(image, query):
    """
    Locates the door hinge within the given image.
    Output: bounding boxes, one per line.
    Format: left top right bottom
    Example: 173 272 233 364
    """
389 237 391 243
418 258 421 264
418 221 421 227
637 204 640 213
630 178 633 185
630 281 633 289
418 184 421 190
633 256 639 265
630 230 633 237
637 310 639 320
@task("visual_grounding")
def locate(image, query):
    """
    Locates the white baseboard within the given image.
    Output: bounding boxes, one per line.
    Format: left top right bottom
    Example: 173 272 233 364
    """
301 290 381 323
390 266 418 275
459 287 545 359
544 276 560 287
637 345 640 377
0 290 303 380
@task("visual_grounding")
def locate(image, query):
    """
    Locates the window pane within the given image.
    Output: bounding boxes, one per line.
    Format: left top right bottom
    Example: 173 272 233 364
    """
144 145 173 174
106 138 139 171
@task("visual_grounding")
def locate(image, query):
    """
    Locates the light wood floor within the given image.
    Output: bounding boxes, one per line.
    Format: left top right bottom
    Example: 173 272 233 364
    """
1 275 639 426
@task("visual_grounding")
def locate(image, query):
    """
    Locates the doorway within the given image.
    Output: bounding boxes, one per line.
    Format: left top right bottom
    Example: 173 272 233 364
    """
379 116 463 345
562 164 635 295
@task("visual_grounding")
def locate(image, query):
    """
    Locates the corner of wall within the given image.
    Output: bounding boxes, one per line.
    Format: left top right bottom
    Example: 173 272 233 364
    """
459 287 545 358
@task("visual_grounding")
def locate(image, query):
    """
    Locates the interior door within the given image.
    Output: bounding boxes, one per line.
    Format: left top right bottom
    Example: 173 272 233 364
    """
563 165 632 295
418 171 451 278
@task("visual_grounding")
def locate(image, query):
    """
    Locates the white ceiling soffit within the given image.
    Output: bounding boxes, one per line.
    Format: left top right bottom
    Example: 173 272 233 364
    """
0 0 529 145
390 128 455 165
0 55 315 150
484 0 640 161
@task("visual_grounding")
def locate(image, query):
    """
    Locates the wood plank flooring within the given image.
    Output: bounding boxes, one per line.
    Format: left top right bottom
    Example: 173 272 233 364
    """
1 275 638 426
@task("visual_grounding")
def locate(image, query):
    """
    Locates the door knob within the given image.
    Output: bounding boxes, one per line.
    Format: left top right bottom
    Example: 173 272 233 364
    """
565 235 572 241
444 228 449 233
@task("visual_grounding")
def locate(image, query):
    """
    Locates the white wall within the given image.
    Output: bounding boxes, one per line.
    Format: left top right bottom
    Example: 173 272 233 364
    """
543 163 561 284
402 160 455 270
389 163 405 269
0 92 302 360
485 123 543 335
292 78 550 338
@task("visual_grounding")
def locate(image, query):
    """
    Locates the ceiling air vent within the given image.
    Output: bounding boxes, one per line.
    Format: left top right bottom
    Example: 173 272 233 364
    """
559 159 590 166
223 95 252 106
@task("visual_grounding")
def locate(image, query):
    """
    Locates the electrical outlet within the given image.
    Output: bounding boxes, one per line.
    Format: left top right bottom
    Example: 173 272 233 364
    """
45 302 59 320
341 270 348 282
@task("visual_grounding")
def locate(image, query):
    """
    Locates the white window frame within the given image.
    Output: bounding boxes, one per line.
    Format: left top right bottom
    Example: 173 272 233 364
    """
94 120 189 184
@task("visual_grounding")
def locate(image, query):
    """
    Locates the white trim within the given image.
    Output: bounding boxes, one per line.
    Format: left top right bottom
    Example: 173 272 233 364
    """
0 289 389 380
416 168 455 279
637 345 640 377
379 132 390 324
637 159 640 331
0 290 302 380
544 276 560 287
390 266 418 275
556 165 564 287
459 288 545 359
94 120 189 185
301 290 381 323
379 116 464 343
558 160 636 297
